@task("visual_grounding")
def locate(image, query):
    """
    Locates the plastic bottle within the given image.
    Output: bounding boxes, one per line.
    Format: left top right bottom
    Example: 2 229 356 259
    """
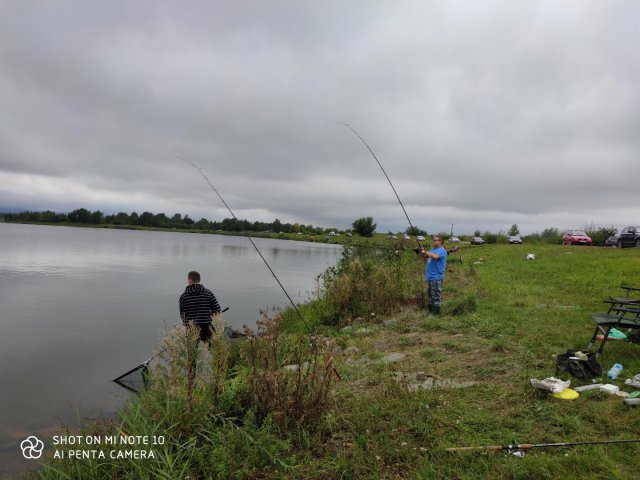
607 363 623 380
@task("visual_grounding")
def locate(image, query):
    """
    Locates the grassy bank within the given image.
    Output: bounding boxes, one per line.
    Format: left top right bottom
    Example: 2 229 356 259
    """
33 244 640 479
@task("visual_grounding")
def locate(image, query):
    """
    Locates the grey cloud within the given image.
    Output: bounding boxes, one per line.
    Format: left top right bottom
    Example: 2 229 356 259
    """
0 0 639 234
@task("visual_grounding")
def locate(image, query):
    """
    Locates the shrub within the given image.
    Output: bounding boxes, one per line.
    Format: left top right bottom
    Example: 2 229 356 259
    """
319 246 420 320
585 225 617 246
483 231 508 244
242 314 338 432
352 216 376 236
541 227 562 244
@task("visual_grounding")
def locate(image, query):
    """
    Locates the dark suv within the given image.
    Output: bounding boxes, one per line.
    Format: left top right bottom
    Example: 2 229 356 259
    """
617 226 640 248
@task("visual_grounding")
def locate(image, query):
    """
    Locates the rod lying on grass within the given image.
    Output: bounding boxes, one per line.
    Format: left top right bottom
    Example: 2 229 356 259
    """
446 438 640 453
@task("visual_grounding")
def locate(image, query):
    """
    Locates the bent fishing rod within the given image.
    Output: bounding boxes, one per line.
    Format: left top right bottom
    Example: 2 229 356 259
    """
332 122 424 252
181 157 341 381
179 157 314 334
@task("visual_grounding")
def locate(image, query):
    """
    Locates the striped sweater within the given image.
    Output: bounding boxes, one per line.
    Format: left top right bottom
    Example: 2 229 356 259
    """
179 284 221 324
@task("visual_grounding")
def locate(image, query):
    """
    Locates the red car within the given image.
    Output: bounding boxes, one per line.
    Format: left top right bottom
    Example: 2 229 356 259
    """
563 230 593 246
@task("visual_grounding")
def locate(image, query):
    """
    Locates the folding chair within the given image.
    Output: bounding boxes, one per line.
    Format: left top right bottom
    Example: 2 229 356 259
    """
607 285 640 312
587 302 640 358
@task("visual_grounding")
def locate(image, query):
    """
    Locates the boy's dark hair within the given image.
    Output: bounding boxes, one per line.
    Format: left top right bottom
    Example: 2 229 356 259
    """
188 271 201 283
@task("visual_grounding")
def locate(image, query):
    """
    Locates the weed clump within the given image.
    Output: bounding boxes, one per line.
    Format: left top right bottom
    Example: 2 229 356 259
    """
443 293 479 316
320 246 421 322
242 313 338 432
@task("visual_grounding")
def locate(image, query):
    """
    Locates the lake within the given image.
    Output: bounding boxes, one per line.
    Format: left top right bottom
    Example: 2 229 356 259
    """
0 223 342 476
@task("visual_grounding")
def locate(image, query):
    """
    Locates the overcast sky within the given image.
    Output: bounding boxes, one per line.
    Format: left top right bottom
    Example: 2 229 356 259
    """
0 1 638 234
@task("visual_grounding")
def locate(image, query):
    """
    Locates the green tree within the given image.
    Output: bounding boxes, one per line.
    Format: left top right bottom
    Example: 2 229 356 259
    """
41 210 63 223
139 211 155 226
90 210 103 224
474 229 481 237
196 217 211 229
68 208 92 223
221 218 241 231
154 213 170 228
171 213 183 225
113 212 130 225
272 218 283 233
352 217 376 237
405 226 426 236
541 227 562 244
508 224 520 236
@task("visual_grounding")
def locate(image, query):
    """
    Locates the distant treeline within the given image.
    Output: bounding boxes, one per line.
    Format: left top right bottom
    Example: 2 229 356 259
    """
4 210 618 246
4 209 337 234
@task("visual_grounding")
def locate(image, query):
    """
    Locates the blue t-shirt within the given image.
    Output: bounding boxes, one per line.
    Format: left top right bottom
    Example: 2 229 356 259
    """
426 247 447 280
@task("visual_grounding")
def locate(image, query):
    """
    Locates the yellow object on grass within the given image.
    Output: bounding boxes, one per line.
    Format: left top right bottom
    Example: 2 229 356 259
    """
552 388 580 400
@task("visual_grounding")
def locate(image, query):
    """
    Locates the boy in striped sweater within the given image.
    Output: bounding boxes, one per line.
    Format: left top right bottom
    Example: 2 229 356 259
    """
179 271 222 391
179 270 222 344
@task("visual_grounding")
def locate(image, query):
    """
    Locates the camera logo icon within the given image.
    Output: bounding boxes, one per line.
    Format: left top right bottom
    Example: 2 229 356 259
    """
20 436 44 459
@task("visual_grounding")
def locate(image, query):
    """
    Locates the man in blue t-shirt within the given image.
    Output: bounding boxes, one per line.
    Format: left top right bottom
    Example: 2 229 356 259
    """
420 235 448 315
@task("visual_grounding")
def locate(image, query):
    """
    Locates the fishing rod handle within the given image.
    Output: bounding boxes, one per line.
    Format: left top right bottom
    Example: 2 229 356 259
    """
446 445 505 452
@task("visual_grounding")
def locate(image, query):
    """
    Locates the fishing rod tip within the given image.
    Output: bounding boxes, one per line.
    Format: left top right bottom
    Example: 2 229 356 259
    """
325 120 349 127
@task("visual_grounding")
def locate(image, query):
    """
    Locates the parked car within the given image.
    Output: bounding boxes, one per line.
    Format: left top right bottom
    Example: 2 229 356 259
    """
450 236 461 243
562 230 592 246
605 234 620 247
509 235 522 244
470 236 485 245
416 235 425 241
404 235 411 240
617 226 640 248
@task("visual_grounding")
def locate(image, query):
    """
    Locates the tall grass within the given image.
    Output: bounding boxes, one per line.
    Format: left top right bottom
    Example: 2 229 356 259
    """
278 245 426 332
35 317 337 479
242 314 338 432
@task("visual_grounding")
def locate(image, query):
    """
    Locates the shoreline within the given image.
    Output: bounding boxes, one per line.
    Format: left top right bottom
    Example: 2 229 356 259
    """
2 220 392 247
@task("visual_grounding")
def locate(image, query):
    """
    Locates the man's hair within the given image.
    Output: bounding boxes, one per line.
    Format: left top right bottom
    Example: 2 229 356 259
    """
434 235 444 242
188 271 201 283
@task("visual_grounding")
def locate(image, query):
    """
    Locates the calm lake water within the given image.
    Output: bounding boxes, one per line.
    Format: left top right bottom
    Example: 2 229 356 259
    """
0 223 342 476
